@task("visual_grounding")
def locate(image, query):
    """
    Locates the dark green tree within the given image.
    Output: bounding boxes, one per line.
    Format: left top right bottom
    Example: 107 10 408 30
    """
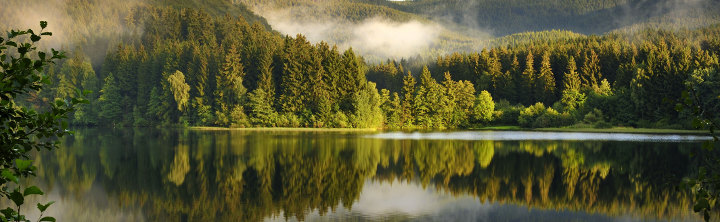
520 51 535 105
98 73 123 125
535 51 556 104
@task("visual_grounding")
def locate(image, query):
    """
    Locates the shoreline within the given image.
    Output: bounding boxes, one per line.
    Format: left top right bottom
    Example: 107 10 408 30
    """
189 126 710 135
189 126 381 132
476 126 710 135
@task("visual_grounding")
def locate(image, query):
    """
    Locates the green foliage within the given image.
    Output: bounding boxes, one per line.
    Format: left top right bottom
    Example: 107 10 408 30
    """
98 73 123 125
474 90 495 123
248 88 276 127
167 70 190 112
518 102 572 128
350 82 384 128
678 68 720 221
1 21 80 222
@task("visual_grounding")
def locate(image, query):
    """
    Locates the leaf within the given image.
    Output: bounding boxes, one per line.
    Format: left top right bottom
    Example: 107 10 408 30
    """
1 169 18 183
30 34 41 42
9 190 24 206
55 99 65 107
16 159 32 171
40 21 47 29
40 216 56 222
41 32 52 36
23 186 43 196
37 201 55 212
0 208 15 218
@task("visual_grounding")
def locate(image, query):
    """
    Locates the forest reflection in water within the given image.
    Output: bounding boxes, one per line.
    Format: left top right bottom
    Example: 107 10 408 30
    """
21 128 717 221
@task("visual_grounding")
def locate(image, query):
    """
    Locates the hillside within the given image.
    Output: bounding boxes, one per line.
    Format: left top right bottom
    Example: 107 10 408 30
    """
0 0 270 66
230 0 720 61
379 0 720 35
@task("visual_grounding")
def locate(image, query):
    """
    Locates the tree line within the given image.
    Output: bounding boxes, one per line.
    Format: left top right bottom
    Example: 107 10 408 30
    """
26 5 720 129
368 26 720 129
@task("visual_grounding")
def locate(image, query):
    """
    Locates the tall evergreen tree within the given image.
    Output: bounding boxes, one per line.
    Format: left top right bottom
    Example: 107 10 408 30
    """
536 51 556 104
520 50 535 105
278 36 305 114
561 56 585 111
98 73 123 125
401 71 416 128
581 50 602 89
215 45 247 126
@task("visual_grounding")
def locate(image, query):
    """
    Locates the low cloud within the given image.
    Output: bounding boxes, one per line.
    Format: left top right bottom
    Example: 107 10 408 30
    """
1 0 142 65
261 8 441 60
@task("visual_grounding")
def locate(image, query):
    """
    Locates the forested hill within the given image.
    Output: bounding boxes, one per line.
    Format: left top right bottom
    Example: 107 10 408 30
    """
240 0 720 36
19 3 720 130
5 0 720 130
234 0 720 62
391 0 720 35
0 0 271 66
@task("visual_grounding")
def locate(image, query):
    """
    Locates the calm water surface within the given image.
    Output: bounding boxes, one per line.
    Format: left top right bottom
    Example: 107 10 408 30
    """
16 128 718 221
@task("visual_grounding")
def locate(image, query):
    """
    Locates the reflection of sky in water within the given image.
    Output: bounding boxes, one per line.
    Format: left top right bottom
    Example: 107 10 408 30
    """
367 131 713 142
265 179 687 222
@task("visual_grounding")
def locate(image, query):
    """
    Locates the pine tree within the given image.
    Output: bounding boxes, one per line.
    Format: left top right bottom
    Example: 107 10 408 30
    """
309 49 332 123
520 50 535 105
339 48 366 111
536 51 556 104
561 56 585 111
401 71 416 128
257 44 275 104
278 36 305 114
581 50 602 89
488 50 504 96
216 45 247 126
248 88 275 127
414 86 430 128
98 73 123 125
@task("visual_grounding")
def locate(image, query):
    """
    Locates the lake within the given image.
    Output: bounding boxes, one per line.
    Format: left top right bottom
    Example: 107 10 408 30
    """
18 128 718 221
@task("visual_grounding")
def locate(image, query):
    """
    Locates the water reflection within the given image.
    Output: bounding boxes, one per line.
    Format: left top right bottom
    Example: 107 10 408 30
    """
18 128 716 221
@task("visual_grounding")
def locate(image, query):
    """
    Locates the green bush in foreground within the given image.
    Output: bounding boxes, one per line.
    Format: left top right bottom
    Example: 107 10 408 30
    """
1 22 85 222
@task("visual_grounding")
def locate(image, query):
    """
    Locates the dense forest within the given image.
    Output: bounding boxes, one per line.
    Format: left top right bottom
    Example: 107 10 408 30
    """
5 0 720 129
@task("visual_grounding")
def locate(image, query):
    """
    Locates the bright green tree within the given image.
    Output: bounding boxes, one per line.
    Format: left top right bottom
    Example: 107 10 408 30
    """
401 71 416 128
167 70 190 113
561 56 586 111
474 90 495 123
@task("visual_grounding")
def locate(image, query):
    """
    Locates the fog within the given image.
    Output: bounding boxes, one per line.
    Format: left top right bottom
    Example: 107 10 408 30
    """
262 8 442 60
0 0 141 65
